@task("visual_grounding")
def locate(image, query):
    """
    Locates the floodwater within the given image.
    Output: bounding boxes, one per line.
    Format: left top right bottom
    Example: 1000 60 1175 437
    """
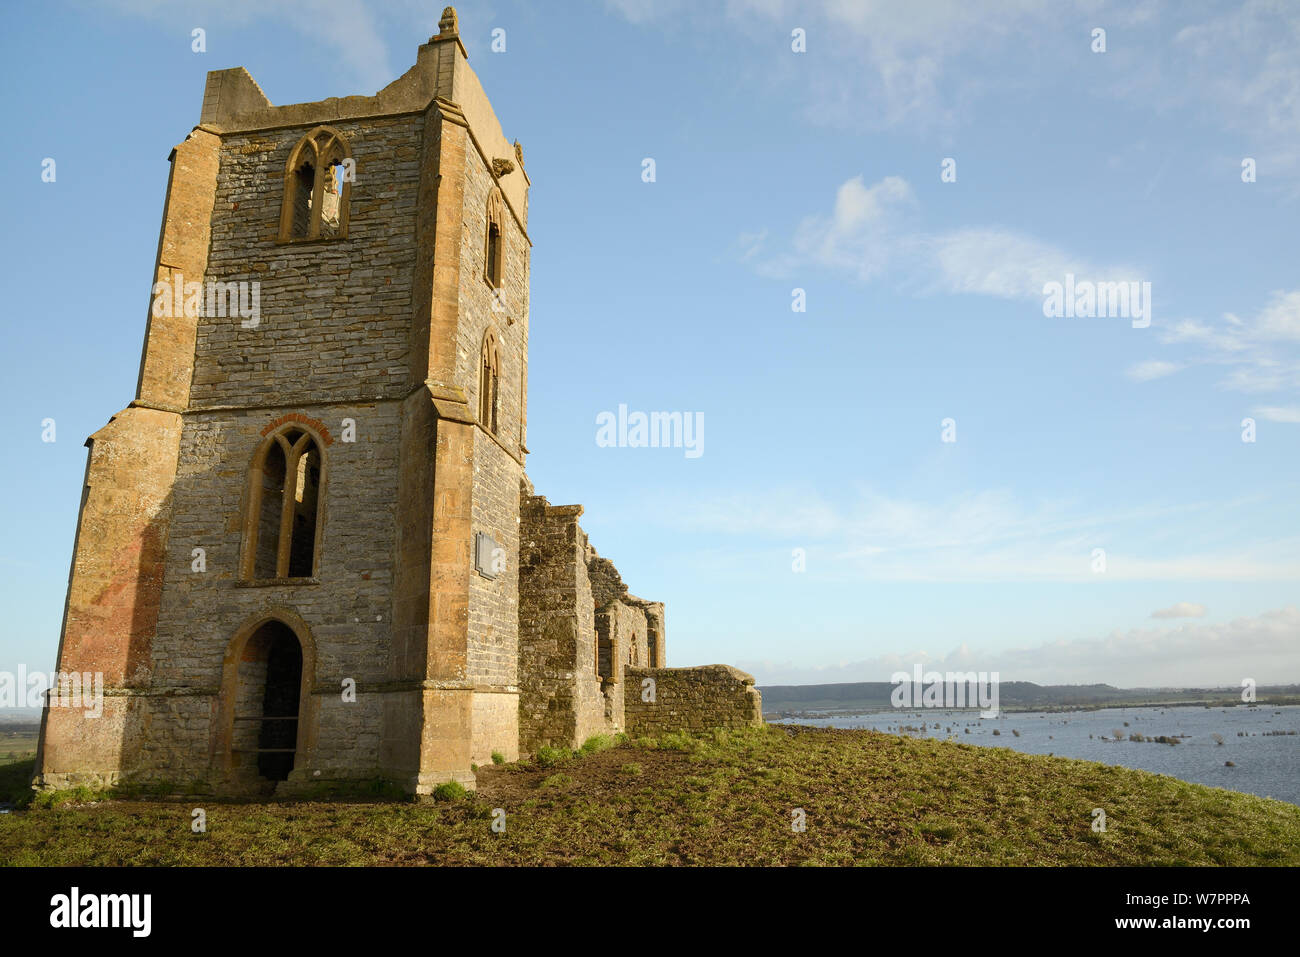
777 704 1300 806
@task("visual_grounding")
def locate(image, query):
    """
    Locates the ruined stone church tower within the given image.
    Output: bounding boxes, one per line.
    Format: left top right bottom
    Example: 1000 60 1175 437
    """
36 8 760 797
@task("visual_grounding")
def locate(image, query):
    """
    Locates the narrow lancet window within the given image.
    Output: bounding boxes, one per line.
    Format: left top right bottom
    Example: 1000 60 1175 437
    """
479 331 501 435
243 427 323 579
484 188 506 287
279 126 351 242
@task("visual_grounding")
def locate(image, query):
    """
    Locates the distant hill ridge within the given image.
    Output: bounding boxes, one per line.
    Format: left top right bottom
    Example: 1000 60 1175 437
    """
758 680 1300 711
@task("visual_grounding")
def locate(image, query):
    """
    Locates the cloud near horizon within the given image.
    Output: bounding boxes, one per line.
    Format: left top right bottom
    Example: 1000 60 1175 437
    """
740 605 1300 687
1151 602 1207 619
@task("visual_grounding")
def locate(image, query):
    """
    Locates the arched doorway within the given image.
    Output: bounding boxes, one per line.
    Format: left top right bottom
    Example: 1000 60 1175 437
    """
231 619 303 781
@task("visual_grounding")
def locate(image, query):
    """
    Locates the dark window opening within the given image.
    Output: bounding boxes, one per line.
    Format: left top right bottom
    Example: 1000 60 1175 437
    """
288 445 320 577
596 626 612 681
479 334 500 435
280 126 351 242
484 189 505 289
254 441 287 579
486 223 502 287
291 163 315 238
254 623 303 782
246 427 323 581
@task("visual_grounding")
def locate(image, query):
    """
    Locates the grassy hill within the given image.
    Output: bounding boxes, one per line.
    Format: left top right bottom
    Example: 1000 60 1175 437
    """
0 725 39 764
2 724 1297 865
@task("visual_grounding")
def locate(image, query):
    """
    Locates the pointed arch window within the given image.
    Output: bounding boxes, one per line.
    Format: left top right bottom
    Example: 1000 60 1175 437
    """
242 427 323 580
479 330 500 436
484 187 505 288
279 126 352 242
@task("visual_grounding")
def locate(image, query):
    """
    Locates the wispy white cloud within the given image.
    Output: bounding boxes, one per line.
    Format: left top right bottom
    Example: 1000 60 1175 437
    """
1172 1 1300 139
1151 601 1207 619
104 0 399 93
752 173 1141 303
606 0 1300 193
1254 405 1300 423
1127 359 1181 382
922 228 1109 301
735 228 769 262
654 484 1299 583
604 0 1065 129
760 175 916 281
604 0 686 26
284 0 396 91
1157 290 1300 395
772 180 1300 398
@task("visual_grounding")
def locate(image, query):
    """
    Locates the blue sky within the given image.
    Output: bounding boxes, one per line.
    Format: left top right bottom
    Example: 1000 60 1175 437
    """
1 0 1297 688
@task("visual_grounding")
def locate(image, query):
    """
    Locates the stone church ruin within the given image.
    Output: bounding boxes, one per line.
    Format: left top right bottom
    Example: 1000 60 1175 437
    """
35 8 760 796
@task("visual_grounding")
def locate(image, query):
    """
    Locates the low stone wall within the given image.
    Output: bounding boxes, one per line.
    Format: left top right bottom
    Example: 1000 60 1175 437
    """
623 665 762 736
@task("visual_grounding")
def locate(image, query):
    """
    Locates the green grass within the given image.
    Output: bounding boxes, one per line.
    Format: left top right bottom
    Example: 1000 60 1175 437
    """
430 781 467 803
2 725 1298 865
533 745 572 768
579 734 618 755
0 760 40 809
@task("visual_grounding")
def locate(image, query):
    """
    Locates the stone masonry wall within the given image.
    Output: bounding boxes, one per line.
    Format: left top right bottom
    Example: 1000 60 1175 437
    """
612 600 650 670
192 115 422 409
623 665 763 736
37 123 221 790
136 401 402 783
468 429 520 689
458 134 529 460
467 429 521 763
35 407 184 790
138 108 426 786
643 602 666 668
519 485 674 751
599 599 647 731
518 492 602 753
462 120 528 764
587 553 626 608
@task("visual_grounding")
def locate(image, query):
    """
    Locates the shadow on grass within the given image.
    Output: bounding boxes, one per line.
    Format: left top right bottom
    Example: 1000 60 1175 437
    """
0 759 35 810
